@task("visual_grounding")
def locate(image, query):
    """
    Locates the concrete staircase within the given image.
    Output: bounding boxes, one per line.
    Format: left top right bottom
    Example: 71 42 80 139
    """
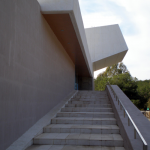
26 91 125 150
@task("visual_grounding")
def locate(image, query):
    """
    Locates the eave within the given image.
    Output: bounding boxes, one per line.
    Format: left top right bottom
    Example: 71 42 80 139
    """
37 0 93 77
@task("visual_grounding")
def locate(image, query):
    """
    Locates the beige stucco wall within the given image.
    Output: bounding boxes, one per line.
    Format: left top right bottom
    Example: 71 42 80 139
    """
0 0 75 149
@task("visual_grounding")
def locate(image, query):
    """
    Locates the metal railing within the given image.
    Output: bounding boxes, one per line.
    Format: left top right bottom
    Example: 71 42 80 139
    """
107 82 148 150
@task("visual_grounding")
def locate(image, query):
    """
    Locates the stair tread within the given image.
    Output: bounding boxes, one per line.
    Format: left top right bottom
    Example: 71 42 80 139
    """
27 145 125 150
53 117 116 120
66 104 111 105
44 124 119 129
70 100 110 101
69 101 111 103
62 107 112 109
34 133 123 141
58 112 114 114
65 104 112 108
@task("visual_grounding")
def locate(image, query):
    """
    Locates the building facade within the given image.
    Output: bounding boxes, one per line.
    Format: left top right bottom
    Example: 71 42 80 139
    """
0 0 128 150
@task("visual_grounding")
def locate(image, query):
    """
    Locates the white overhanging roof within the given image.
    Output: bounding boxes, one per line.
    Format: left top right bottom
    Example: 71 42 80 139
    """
85 25 128 71
37 0 128 75
37 0 93 77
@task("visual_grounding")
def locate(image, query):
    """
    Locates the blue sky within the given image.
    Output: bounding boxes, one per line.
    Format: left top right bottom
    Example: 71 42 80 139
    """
79 0 150 80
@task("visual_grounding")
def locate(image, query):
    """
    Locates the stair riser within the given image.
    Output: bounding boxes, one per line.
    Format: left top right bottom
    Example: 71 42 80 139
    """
61 108 113 112
34 139 123 146
75 94 107 96
68 101 111 104
76 96 108 97
76 94 107 96
71 98 109 100
65 104 112 108
57 113 114 118
71 99 110 102
51 119 117 125
44 128 119 134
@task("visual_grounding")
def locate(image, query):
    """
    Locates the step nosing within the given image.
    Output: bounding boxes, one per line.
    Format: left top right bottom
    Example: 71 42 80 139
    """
52 118 116 121
62 107 112 109
34 133 123 141
44 125 119 129
59 112 113 113
27 145 125 149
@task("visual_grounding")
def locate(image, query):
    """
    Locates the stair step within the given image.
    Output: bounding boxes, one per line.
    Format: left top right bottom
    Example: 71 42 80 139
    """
51 117 117 125
74 95 107 96
75 94 108 98
65 104 112 108
71 98 109 100
33 133 123 146
44 124 119 134
61 108 113 112
68 101 111 104
26 91 125 150
26 145 125 150
57 112 114 118
72 98 109 101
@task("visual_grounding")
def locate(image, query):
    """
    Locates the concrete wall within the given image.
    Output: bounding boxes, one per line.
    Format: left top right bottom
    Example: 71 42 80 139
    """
106 85 150 150
0 0 75 150
106 86 133 150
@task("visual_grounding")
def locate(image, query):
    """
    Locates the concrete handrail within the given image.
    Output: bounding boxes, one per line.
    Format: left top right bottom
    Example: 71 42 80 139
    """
107 82 148 150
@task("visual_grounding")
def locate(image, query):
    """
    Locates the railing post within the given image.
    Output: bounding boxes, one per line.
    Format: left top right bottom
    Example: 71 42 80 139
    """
118 99 119 105
143 144 148 150
113 92 115 98
128 117 130 126
134 128 136 139
120 104 122 110
124 110 126 118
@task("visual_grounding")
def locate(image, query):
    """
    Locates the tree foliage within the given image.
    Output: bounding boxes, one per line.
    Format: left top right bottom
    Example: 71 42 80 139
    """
137 80 150 109
97 62 128 78
94 62 150 110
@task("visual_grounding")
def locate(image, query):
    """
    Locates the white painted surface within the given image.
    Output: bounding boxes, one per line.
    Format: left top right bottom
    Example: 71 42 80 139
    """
85 25 128 71
37 1 128 73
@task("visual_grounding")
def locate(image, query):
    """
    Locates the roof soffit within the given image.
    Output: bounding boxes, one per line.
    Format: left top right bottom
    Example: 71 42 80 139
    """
37 0 93 77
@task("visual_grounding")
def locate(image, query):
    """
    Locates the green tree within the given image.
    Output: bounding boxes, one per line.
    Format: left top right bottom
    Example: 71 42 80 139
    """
131 100 140 108
109 72 138 100
94 62 150 110
94 76 108 91
147 98 150 109
98 62 129 78
95 62 130 91
137 81 150 109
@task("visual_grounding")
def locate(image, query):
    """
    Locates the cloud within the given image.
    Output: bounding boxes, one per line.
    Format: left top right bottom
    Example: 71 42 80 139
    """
79 0 150 80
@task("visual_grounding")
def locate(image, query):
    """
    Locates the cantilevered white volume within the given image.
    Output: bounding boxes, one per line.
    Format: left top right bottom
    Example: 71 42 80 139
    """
85 25 128 71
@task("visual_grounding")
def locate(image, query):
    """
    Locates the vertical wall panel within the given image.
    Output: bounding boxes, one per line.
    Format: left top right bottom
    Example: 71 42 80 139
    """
0 0 75 149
